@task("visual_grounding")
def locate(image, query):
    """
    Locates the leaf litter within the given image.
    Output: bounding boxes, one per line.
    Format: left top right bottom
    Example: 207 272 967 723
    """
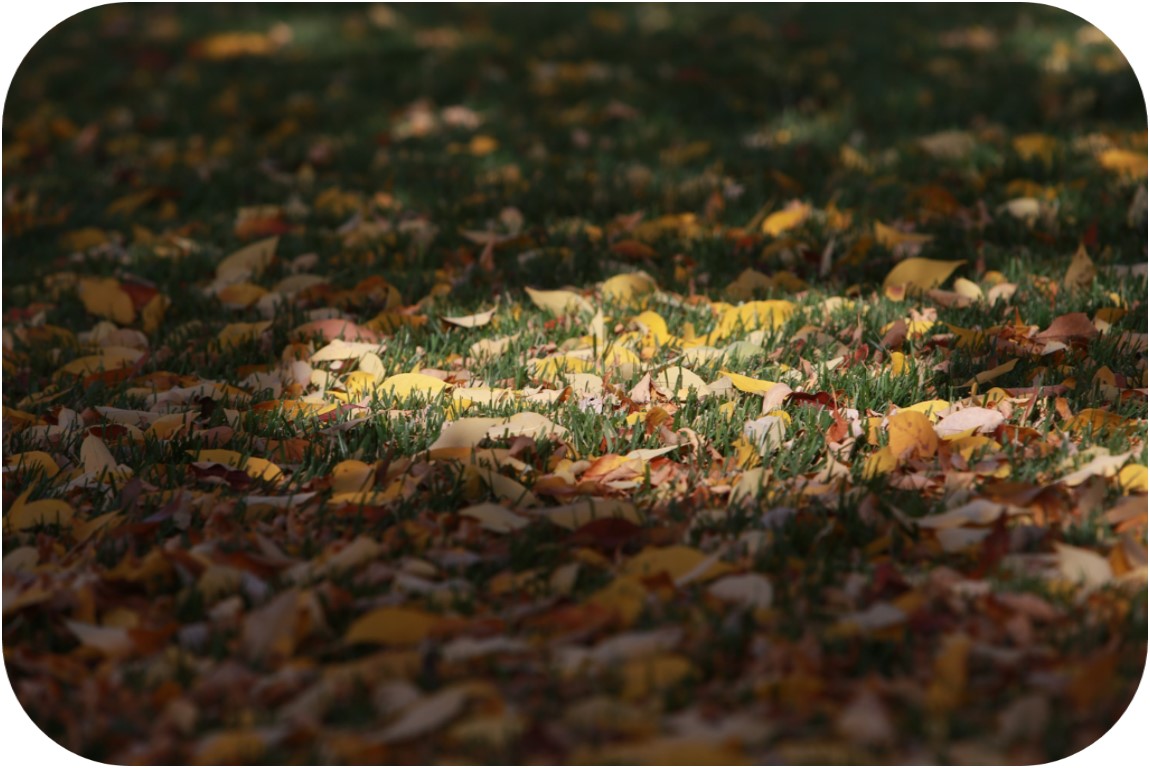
2 4 1147 765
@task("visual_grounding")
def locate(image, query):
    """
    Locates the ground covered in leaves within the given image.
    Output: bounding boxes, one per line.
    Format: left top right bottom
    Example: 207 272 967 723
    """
3 5 1148 765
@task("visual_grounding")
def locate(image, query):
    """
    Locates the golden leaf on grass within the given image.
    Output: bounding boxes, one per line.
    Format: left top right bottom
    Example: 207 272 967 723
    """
1013 133 1057 164
5 451 60 478
882 257 964 295
217 282 267 308
331 460 375 494
587 576 648 625
653 366 710 401
1117 465 1148 493
345 606 445 645
53 346 142 380
77 277 135 325
710 300 796 341
862 446 898 478
722 370 779 395
1062 245 1096 291
886 410 938 460
623 546 731 584
1097 148 1148 178
479 468 539 508
889 351 909 376
953 277 983 301
537 499 642 530
601 271 657 304
6 489 74 531
442 307 496 328
217 320 271 350
874 221 935 250
524 286 591 315
140 293 169 334
191 449 283 482
216 236 277 283
376 372 449 400
760 203 810 236
1064 408 1135 436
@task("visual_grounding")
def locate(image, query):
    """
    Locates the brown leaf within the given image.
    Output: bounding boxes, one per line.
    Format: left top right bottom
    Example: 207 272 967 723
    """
1034 311 1099 343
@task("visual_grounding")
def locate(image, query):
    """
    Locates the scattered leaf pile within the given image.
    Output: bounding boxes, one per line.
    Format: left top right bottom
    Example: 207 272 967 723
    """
3 5 1147 765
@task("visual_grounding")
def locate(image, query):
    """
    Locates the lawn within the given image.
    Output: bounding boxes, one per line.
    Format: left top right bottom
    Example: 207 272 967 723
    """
2 4 1147 764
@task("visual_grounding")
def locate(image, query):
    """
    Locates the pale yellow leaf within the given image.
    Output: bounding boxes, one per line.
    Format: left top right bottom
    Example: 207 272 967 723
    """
442 307 497 328
217 236 277 283
524 286 591 315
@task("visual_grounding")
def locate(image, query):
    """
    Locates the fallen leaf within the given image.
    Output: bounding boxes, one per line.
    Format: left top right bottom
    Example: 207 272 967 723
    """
882 257 964 294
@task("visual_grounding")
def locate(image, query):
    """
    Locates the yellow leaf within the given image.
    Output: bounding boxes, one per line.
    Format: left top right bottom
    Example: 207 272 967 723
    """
1062 245 1096 291
889 351 908 377
469 134 498 156
140 293 169 334
77 277 135 325
191 450 283 482
1064 408 1134 435
874 221 935 249
760 203 810 236
146 412 196 440
587 576 648 625
531 355 596 379
710 300 796 341
217 321 271 350
345 606 444 645
217 282 267 308
53 347 143 380
622 545 731 583
1117 465 1148 493
59 227 110 252
1013 133 1057 165
524 286 591 315
602 272 658 304
887 410 939 460
375 372 449 400
721 370 779 395
882 257 964 294
332 460 375 494
652 366 710 401
953 277 983 301
442 307 497 328
217 236 277 282
5 451 60 478
1097 148 1147 179
6 489 75 531
620 653 695 700
862 446 898 478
